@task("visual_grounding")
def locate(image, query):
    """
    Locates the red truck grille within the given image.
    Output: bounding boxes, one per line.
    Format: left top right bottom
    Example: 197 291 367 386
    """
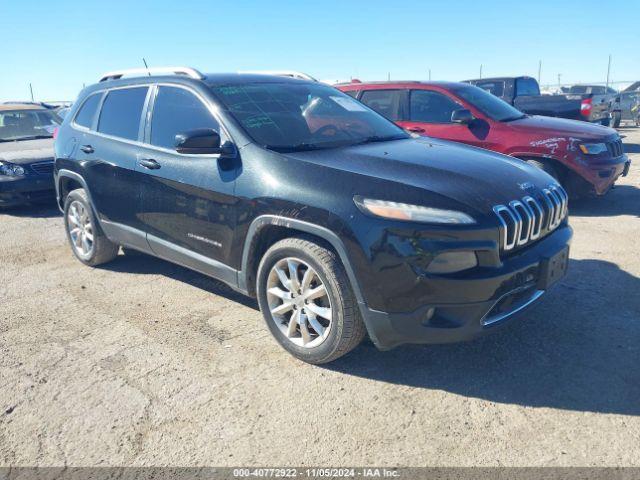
606 139 624 158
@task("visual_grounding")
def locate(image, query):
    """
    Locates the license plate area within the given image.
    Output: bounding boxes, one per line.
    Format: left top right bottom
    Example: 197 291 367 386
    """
538 246 569 289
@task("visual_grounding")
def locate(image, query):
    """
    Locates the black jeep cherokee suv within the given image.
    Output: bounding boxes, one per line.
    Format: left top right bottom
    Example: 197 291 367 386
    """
54 67 572 364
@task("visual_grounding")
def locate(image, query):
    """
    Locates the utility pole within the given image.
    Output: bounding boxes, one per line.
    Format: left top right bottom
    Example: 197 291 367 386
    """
606 54 612 89
29 83 34 102
538 60 542 84
428 69 431 81
387 72 390 81
557 73 562 89
479 64 483 79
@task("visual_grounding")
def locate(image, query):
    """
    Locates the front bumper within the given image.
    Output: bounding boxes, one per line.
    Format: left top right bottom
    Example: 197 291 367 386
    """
360 225 573 350
574 154 630 195
0 175 55 207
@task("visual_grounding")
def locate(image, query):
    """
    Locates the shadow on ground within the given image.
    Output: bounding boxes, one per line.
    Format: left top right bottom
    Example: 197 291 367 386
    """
325 258 640 416
623 142 640 154
0 201 60 218
101 250 259 310
570 184 640 217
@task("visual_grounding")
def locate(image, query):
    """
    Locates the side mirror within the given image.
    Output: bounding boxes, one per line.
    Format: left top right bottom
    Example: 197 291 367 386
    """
451 109 474 124
175 128 233 155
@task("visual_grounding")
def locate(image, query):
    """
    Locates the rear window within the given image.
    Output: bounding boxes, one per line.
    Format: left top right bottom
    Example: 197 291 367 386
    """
97 87 148 141
515 78 540 96
359 89 403 121
74 93 102 129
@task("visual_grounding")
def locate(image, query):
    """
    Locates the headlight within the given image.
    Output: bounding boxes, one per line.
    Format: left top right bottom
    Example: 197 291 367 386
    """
354 197 475 224
0 161 26 176
579 143 608 155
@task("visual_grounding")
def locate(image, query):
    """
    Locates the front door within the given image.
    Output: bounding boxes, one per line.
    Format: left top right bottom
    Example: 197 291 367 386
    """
396 89 492 148
137 85 239 283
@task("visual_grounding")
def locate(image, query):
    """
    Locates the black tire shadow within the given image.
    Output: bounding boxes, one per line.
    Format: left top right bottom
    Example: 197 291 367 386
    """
325 258 640 416
100 251 259 311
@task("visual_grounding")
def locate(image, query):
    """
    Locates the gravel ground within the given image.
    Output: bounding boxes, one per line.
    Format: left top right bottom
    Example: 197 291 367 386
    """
1 128 639 467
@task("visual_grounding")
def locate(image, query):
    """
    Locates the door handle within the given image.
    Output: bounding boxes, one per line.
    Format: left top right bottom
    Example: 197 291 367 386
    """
80 145 94 154
139 158 161 170
406 126 425 133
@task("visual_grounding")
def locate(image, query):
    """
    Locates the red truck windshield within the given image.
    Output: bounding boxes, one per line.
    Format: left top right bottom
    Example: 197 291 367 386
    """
452 85 526 122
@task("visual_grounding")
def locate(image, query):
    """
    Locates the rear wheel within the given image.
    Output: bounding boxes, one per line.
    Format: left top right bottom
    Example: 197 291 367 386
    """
256 236 366 364
64 189 119 266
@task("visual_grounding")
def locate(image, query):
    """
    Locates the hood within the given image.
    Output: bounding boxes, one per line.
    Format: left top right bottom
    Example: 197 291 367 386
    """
0 138 55 165
507 115 616 140
282 137 558 214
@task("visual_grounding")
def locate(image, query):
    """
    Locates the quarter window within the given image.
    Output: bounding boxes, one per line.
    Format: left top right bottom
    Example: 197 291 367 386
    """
74 93 102 129
359 89 403 121
410 90 462 123
97 87 148 141
150 86 220 149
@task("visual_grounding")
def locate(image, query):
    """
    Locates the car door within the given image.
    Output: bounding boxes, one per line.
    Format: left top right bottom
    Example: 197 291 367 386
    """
137 84 239 284
78 86 150 240
396 89 490 148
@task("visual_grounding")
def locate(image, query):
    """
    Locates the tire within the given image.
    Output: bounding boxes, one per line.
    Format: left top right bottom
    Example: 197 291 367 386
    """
63 189 119 266
526 158 560 182
611 112 621 129
256 236 366 364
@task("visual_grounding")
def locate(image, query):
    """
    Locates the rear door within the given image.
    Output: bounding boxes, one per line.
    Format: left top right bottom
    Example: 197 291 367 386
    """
358 89 406 122
137 84 239 283
77 86 150 237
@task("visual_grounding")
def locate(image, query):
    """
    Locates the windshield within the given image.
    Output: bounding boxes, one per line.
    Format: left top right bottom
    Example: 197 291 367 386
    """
211 82 409 152
452 85 526 122
0 109 61 142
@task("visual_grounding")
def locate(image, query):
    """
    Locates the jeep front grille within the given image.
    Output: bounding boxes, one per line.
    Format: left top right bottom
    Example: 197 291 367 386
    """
493 184 568 252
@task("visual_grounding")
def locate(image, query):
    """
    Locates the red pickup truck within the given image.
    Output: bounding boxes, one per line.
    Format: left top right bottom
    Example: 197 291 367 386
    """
337 81 630 196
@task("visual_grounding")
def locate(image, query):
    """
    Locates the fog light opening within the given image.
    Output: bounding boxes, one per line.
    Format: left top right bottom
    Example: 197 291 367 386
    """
421 307 436 326
426 251 478 274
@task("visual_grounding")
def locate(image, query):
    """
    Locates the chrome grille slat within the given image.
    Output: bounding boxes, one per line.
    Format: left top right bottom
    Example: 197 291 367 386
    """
494 184 567 253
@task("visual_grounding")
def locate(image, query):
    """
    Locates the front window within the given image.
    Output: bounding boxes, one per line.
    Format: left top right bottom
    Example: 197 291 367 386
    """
452 85 526 122
475 81 505 97
211 82 408 152
410 90 462 123
150 86 223 149
0 109 61 142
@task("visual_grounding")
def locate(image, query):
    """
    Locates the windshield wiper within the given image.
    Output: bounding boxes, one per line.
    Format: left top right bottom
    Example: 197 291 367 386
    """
265 142 324 153
501 114 527 122
15 135 54 141
352 134 407 145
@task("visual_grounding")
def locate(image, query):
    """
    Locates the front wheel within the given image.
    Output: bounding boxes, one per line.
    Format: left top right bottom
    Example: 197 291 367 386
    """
256 236 366 364
526 158 560 183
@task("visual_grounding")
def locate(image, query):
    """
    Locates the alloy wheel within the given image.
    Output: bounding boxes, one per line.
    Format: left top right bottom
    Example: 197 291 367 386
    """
266 257 333 348
67 200 95 259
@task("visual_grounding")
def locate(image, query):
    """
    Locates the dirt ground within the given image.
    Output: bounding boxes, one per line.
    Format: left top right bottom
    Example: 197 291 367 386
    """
1 127 639 467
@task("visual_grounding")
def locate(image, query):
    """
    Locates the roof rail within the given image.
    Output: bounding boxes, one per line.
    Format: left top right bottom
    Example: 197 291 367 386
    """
238 70 317 82
98 67 204 83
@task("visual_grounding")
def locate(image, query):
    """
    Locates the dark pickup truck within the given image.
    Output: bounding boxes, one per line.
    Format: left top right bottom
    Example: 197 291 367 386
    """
465 76 611 125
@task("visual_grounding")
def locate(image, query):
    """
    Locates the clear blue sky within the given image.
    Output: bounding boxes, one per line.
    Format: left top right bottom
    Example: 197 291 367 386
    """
2 0 638 102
